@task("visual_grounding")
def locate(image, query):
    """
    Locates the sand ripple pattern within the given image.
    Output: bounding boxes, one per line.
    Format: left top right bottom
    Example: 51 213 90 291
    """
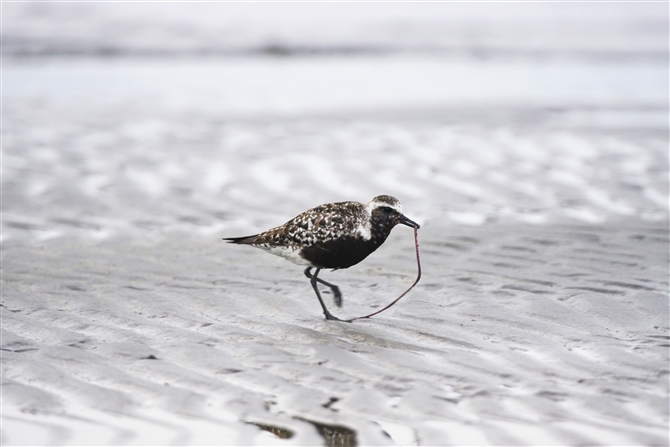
2 224 668 445
3 103 668 244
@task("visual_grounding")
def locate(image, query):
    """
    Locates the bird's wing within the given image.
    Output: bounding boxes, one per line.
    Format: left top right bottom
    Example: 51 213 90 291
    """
249 201 365 247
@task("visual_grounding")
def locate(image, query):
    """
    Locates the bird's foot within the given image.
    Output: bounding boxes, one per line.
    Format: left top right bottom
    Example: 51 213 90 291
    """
324 312 351 323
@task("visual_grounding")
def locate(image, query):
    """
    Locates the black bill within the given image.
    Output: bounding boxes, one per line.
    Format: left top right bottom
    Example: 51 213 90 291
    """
399 214 420 229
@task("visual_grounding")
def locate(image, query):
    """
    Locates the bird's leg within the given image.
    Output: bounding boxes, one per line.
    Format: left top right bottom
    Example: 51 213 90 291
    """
304 267 343 307
305 268 346 321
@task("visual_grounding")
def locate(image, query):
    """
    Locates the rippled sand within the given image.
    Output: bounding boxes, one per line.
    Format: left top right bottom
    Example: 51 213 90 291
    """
3 92 668 243
3 80 669 446
3 221 668 445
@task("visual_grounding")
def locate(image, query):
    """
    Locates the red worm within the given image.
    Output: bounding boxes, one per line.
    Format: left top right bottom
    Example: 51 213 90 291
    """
349 226 421 322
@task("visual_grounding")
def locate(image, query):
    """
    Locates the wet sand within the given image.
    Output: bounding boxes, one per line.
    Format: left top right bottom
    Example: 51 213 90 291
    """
3 221 668 445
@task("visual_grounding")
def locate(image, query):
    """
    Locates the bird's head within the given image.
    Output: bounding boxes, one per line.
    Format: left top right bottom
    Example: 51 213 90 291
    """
367 195 420 230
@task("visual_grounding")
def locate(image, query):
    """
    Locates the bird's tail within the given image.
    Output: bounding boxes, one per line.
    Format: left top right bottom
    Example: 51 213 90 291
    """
222 235 260 244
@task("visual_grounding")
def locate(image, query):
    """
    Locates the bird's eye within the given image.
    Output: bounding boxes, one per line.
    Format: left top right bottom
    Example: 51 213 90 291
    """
380 206 394 214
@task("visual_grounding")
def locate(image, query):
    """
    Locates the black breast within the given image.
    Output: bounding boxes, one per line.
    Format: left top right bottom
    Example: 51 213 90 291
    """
300 236 382 270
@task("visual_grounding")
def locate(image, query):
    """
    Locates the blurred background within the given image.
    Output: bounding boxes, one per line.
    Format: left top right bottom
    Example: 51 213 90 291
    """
3 2 668 243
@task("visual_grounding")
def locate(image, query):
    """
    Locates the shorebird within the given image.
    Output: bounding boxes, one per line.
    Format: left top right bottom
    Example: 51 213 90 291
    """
224 195 420 321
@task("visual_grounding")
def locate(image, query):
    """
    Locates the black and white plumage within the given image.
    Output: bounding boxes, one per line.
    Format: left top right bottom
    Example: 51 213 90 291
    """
224 195 420 321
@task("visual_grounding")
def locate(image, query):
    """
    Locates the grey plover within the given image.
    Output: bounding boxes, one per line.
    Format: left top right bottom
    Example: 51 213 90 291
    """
224 195 420 321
